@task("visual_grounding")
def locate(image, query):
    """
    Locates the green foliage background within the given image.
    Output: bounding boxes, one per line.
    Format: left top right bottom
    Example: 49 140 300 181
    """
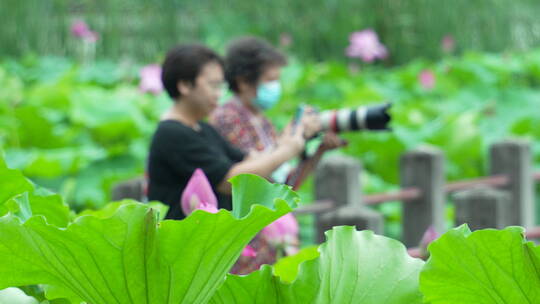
2 0 540 64
1 49 539 241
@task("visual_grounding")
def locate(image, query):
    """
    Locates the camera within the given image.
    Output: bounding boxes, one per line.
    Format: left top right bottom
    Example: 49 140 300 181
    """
318 103 391 133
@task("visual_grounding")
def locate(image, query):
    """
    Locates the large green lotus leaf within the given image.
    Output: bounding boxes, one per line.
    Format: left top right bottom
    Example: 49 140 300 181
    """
77 61 123 87
69 87 146 147
16 147 105 179
26 82 71 111
0 174 298 304
12 192 72 228
273 246 319 284
0 157 33 206
210 227 424 304
14 106 64 149
79 199 168 221
21 56 72 84
0 157 71 226
420 225 540 304
231 174 298 218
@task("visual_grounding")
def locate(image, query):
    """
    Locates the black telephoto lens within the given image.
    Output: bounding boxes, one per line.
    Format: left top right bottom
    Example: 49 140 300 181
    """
319 103 392 133
365 103 391 130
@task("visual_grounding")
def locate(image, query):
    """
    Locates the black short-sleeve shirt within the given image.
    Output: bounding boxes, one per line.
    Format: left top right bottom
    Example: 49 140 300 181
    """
147 120 245 219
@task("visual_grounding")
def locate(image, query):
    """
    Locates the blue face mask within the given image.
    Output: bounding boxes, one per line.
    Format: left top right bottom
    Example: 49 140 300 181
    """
252 80 282 110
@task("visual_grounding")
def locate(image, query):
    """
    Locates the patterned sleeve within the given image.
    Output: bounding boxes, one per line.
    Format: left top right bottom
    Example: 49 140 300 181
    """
210 105 254 152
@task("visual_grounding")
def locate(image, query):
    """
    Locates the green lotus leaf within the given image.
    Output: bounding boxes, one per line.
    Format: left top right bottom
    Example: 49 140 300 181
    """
420 225 540 303
211 226 424 304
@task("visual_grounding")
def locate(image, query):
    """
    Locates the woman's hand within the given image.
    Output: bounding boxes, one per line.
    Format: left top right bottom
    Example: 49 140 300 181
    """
300 106 322 139
278 122 306 157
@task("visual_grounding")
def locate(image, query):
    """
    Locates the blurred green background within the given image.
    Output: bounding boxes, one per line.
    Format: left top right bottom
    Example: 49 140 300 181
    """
1 0 539 244
3 0 540 64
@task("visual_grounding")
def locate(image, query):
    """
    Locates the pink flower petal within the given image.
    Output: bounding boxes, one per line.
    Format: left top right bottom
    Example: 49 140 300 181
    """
419 69 436 90
441 35 456 53
284 244 299 256
139 64 164 95
71 20 90 38
71 20 99 42
241 245 257 257
261 213 299 247
180 169 218 216
196 202 219 214
345 29 388 63
420 225 440 249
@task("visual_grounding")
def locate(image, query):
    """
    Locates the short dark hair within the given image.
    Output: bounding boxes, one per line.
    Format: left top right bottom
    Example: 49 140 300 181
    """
225 37 287 93
161 44 224 100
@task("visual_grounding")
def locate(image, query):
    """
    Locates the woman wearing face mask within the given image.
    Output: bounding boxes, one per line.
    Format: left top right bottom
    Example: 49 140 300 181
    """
211 37 343 182
210 37 287 154
211 36 342 157
210 37 343 274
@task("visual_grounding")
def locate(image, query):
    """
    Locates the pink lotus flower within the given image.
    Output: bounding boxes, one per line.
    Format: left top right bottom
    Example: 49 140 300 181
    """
420 226 439 246
180 169 218 215
261 213 299 255
345 29 388 63
241 245 257 257
139 64 164 95
196 202 219 214
419 69 436 90
70 20 99 43
71 20 90 38
441 35 455 53
181 169 255 259
419 225 440 258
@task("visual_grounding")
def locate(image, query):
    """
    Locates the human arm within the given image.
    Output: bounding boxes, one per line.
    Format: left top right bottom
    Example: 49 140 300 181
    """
216 123 305 194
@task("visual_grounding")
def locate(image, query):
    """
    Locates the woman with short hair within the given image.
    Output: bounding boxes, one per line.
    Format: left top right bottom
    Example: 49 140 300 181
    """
147 44 306 220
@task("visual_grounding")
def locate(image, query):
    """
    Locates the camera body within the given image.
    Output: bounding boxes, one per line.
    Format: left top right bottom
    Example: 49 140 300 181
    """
318 103 391 133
